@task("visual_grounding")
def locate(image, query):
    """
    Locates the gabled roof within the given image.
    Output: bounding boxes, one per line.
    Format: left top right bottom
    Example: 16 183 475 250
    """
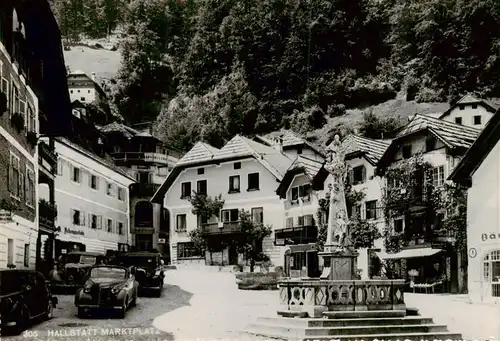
449 109 500 186
99 122 140 139
151 135 294 203
276 156 325 198
340 134 391 165
378 114 481 169
439 93 499 119
256 130 326 157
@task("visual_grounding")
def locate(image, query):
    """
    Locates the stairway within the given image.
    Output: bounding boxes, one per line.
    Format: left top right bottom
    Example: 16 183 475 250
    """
245 309 463 341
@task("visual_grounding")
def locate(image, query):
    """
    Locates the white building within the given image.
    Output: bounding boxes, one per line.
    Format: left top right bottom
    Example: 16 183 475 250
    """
50 137 135 256
339 134 391 279
450 108 500 303
438 93 498 130
67 70 106 105
152 135 294 267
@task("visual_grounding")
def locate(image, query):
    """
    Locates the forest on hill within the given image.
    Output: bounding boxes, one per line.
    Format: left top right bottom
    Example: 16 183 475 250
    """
52 0 500 152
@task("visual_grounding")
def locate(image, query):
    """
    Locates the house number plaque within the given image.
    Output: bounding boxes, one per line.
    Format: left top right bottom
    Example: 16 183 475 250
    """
468 248 477 258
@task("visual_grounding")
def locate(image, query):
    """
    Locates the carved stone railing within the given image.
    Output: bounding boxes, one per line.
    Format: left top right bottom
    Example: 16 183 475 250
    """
278 279 405 317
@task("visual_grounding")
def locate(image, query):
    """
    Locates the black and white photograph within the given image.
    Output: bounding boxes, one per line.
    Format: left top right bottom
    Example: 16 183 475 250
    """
0 0 499 340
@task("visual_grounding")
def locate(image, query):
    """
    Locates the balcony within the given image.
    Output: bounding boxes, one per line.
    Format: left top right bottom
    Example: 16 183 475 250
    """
112 152 176 166
201 221 241 235
38 141 57 181
39 199 57 231
130 183 161 198
385 186 430 212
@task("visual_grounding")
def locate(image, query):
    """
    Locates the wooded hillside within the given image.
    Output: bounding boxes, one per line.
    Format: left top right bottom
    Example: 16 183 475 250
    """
52 0 500 152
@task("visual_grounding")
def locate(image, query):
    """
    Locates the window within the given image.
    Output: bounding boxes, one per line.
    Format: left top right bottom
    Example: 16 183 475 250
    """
229 175 240 192
197 180 207 195
25 168 35 208
118 187 125 201
72 209 85 226
57 158 63 175
117 222 124 235
26 106 36 133
402 144 412 159
106 219 113 233
352 204 362 219
291 184 311 200
474 115 482 125
459 105 465 110
71 166 81 183
106 182 114 196
90 214 102 229
89 174 98 189
181 182 191 198
251 207 263 224
70 90 73 93
1 77 10 111
88 90 91 93
248 173 260 191
8 152 20 199
365 200 378 220
135 201 153 227
425 137 436 152
24 244 29 268
394 218 404 233
177 242 203 259
137 171 151 184
221 209 239 222
11 83 19 115
234 162 241 170
80 97 85 101
472 104 478 109
433 165 445 187
297 147 302 154
176 214 187 232
352 165 366 185
197 168 204 175
455 117 462 125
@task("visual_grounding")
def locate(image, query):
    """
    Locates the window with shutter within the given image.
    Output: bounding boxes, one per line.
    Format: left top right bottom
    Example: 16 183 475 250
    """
9 152 20 199
286 217 293 228
353 166 366 185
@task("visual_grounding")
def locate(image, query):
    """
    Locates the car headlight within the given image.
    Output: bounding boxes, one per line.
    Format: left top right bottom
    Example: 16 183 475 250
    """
111 286 122 294
84 284 92 293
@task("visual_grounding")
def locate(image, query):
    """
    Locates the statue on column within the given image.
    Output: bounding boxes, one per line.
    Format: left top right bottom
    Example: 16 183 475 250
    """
323 135 350 253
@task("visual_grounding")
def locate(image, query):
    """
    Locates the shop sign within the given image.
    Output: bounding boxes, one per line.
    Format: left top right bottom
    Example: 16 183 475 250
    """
132 228 154 234
481 233 500 242
64 227 84 236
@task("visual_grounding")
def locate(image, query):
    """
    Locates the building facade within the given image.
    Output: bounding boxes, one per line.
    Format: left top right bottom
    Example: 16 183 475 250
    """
376 114 480 293
438 94 498 130
450 109 500 302
340 134 391 279
51 137 135 257
152 136 294 267
67 70 106 105
99 122 181 261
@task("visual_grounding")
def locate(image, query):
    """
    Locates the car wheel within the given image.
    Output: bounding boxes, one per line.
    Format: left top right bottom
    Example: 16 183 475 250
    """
14 308 29 335
77 307 86 318
44 300 54 320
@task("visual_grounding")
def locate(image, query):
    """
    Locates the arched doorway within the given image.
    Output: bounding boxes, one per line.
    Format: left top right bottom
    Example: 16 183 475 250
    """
483 250 500 298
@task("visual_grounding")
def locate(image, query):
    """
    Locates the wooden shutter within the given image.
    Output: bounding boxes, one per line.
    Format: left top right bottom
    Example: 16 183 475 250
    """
8 155 13 192
19 172 24 200
347 168 354 185
361 166 366 182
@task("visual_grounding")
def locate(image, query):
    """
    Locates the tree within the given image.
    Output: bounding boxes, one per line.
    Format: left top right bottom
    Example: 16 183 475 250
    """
357 110 404 139
234 210 272 272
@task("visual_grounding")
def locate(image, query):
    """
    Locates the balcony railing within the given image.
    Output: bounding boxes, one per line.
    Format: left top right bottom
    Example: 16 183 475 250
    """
39 141 57 164
130 183 160 198
201 221 241 235
39 199 57 230
112 152 176 165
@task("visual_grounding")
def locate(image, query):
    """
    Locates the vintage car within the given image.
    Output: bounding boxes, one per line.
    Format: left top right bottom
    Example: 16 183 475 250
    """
117 251 164 296
49 252 107 291
0 269 58 335
75 265 139 318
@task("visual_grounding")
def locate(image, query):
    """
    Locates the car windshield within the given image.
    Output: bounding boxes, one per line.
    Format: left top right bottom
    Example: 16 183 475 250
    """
121 256 156 267
90 267 126 279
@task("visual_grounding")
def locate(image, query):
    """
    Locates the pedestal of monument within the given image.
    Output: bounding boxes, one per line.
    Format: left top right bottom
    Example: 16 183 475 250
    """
318 248 359 281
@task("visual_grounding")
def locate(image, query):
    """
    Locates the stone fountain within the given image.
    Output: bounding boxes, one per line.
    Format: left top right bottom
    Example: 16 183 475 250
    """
276 135 405 318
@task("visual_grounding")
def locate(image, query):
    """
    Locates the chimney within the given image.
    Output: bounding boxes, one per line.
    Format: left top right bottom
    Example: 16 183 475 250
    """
274 136 284 153
91 72 96 81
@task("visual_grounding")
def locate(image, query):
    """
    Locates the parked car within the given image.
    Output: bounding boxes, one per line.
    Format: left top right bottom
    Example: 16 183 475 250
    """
0 269 58 335
75 265 138 318
117 251 164 296
50 252 107 291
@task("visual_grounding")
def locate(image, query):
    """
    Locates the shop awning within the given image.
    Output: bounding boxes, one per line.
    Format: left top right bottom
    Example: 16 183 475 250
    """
376 247 443 260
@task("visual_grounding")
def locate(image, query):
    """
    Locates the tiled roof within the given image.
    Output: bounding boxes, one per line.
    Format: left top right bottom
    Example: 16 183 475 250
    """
177 142 219 166
288 156 323 179
257 130 326 156
340 134 391 165
99 122 140 139
397 113 481 149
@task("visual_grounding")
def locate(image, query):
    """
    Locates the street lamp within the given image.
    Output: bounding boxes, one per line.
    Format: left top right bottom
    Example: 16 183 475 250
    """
218 222 224 266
